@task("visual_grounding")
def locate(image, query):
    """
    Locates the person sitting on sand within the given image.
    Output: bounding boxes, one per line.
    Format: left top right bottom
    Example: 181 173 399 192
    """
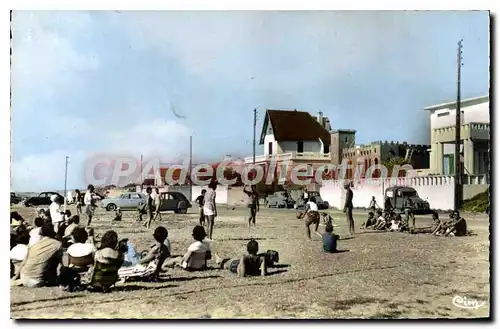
443 210 467 237
67 227 97 264
162 225 211 271
388 214 401 232
113 207 122 221
361 212 376 229
432 212 456 236
10 231 30 277
373 210 386 230
94 230 125 265
322 223 339 253
213 239 267 277
408 211 440 234
119 226 171 281
64 215 80 239
29 217 44 247
11 224 63 288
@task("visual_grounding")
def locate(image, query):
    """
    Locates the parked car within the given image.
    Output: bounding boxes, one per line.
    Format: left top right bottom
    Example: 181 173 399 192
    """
101 191 192 214
384 186 431 215
23 192 63 207
10 192 22 205
266 191 295 208
100 192 146 211
294 191 329 210
158 192 192 214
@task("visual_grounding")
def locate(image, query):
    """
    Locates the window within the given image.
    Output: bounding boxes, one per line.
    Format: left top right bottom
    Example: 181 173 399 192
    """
437 112 450 117
131 194 142 199
345 137 348 142
268 142 273 155
120 194 130 199
324 143 330 154
297 141 304 153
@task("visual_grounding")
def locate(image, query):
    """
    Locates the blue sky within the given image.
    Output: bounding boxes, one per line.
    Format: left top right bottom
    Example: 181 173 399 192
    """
11 11 489 191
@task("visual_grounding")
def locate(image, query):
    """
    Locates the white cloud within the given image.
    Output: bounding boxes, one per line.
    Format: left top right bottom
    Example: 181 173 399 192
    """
11 149 87 192
11 11 99 97
11 119 192 191
107 119 192 160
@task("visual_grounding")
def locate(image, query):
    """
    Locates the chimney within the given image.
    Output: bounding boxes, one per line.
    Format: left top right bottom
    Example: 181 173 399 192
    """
317 111 323 125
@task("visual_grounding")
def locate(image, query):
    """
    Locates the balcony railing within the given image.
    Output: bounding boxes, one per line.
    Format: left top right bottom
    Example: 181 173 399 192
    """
244 152 331 163
434 122 490 142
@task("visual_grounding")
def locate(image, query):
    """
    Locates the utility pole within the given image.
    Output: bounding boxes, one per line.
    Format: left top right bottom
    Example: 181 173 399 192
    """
64 156 69 211
454 39 464 211
253 108 257 164
140 154 143 189
189 135 193 186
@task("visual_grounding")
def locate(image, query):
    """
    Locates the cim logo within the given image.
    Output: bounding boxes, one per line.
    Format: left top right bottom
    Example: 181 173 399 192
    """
452 295 486 309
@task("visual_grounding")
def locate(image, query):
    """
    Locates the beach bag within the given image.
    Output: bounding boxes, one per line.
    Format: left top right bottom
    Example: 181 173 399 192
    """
262 250 279 267
229 259 240 274
118 261 157 281
122 241 141 267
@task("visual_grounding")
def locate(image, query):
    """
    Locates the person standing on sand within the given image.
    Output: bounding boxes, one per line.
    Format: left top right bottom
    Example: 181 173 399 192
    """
203 181 217 240
243 185 259 229
152 188 162 222
74 189 83 215
84 185 100 226
343 183 355 237
142 187 155 229
195 189 206 226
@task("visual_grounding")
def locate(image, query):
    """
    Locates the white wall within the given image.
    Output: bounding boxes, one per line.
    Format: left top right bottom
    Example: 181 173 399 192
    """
430 101 490 131
264 134 277 156
320 176 488 211
191 185 229 204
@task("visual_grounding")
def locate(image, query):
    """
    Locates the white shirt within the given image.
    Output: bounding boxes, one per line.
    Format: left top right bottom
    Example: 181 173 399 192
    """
390 220 399 230
10 244 28 262
84 192 95 206
29 227 42 247
304 192 309 199
67 243 97 258
182 241 210 270
49 202 64 223
378 216 386 224
306 201 318 212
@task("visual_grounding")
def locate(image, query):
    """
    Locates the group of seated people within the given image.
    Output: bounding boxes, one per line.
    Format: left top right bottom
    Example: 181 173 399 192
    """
10 209 282 292
361 210 407 232
360 208 467 237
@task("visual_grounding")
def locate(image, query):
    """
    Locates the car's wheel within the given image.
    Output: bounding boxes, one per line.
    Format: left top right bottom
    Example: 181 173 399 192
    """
24 202 32 207
106 203 117 211
177 208 187 214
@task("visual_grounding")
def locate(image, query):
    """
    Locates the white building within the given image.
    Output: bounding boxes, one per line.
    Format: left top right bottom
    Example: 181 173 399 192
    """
425 95 490 176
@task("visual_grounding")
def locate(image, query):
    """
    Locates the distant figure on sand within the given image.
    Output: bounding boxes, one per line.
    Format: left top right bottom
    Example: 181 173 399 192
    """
196 189 206 226
203 182 217 240
368 196 379 211
141 187 155 229
153 188 162 221
343 183 355 237
74 189 83 215
84 185 101 226
299 196 321 240
243 185 259 229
